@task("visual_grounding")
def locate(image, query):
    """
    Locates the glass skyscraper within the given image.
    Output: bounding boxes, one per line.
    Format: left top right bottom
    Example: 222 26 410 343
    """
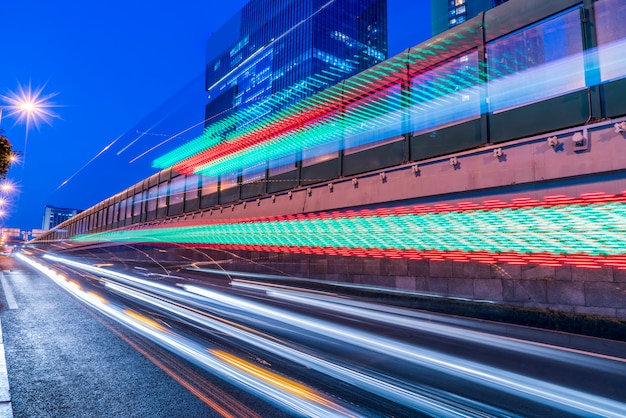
204 0 388 127
42 205 81 231
431 0 510 35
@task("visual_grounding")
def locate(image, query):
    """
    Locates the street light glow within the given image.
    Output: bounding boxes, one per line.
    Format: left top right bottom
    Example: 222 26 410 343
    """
0 82 61 168
19 102 36 113
0 181 14 193
0 81 61 130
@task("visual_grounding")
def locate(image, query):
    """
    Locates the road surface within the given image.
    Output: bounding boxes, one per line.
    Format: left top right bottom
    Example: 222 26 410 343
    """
3 252 626 417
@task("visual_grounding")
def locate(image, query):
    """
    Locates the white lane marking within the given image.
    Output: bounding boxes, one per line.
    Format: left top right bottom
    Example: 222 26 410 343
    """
0 273 18 310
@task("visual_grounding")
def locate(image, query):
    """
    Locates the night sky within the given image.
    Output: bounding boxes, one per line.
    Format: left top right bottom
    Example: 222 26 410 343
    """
0 0 430 232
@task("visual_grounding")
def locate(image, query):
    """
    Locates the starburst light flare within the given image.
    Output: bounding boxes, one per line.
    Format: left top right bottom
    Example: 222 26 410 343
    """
0 180 16 194
0 81 61 167
0 81 61 131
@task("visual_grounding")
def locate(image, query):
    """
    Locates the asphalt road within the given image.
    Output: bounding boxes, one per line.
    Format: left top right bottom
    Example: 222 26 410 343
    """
3 252 626 417
0 255 286 418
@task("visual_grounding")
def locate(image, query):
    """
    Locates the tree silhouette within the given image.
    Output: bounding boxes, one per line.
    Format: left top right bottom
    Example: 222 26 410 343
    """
0 130 13 179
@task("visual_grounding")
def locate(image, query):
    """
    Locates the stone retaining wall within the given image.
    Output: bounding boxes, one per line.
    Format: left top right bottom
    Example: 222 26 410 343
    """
139 247 626 320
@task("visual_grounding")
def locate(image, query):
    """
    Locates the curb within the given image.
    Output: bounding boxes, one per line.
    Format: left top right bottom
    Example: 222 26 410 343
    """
0 320 12 418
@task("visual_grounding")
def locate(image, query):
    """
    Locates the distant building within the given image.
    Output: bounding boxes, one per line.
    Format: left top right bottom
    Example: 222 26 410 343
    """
204 0 388 126
42 205 81 230
0 228 20 238
431 0 510 35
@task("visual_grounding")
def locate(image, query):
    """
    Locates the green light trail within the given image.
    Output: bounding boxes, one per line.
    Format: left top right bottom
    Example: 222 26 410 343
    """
74 201 626 258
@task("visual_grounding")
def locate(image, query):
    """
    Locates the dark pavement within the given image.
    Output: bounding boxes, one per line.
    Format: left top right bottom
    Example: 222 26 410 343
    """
2 252 626 417
0 255 222 417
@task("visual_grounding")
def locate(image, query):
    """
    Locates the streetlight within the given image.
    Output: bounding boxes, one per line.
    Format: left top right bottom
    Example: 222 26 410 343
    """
0 82 59 227
0 180 16 225
0 82 61 166
0 82 60 129
0 181 15 194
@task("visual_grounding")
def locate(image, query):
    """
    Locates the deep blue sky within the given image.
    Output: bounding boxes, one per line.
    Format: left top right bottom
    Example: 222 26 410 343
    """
0 0 430 232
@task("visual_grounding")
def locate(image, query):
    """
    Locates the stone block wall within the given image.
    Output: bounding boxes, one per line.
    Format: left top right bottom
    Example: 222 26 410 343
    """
87 245 625 320
172 248 626 320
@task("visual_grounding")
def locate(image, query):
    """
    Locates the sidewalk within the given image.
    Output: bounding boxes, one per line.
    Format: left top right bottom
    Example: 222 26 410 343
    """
0 320 12 418
0 256 13 417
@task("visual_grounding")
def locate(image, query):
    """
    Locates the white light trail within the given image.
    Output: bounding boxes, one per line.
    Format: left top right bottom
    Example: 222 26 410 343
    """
22 254 626 416
184 283 626 417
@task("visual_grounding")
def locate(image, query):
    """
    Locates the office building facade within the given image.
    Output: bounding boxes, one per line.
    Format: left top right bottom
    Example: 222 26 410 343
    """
204 0 388 126
431 0 509 35
42 205 81 231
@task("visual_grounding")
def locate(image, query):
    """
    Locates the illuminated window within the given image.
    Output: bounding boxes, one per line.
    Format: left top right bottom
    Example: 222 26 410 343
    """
455 0 465 5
